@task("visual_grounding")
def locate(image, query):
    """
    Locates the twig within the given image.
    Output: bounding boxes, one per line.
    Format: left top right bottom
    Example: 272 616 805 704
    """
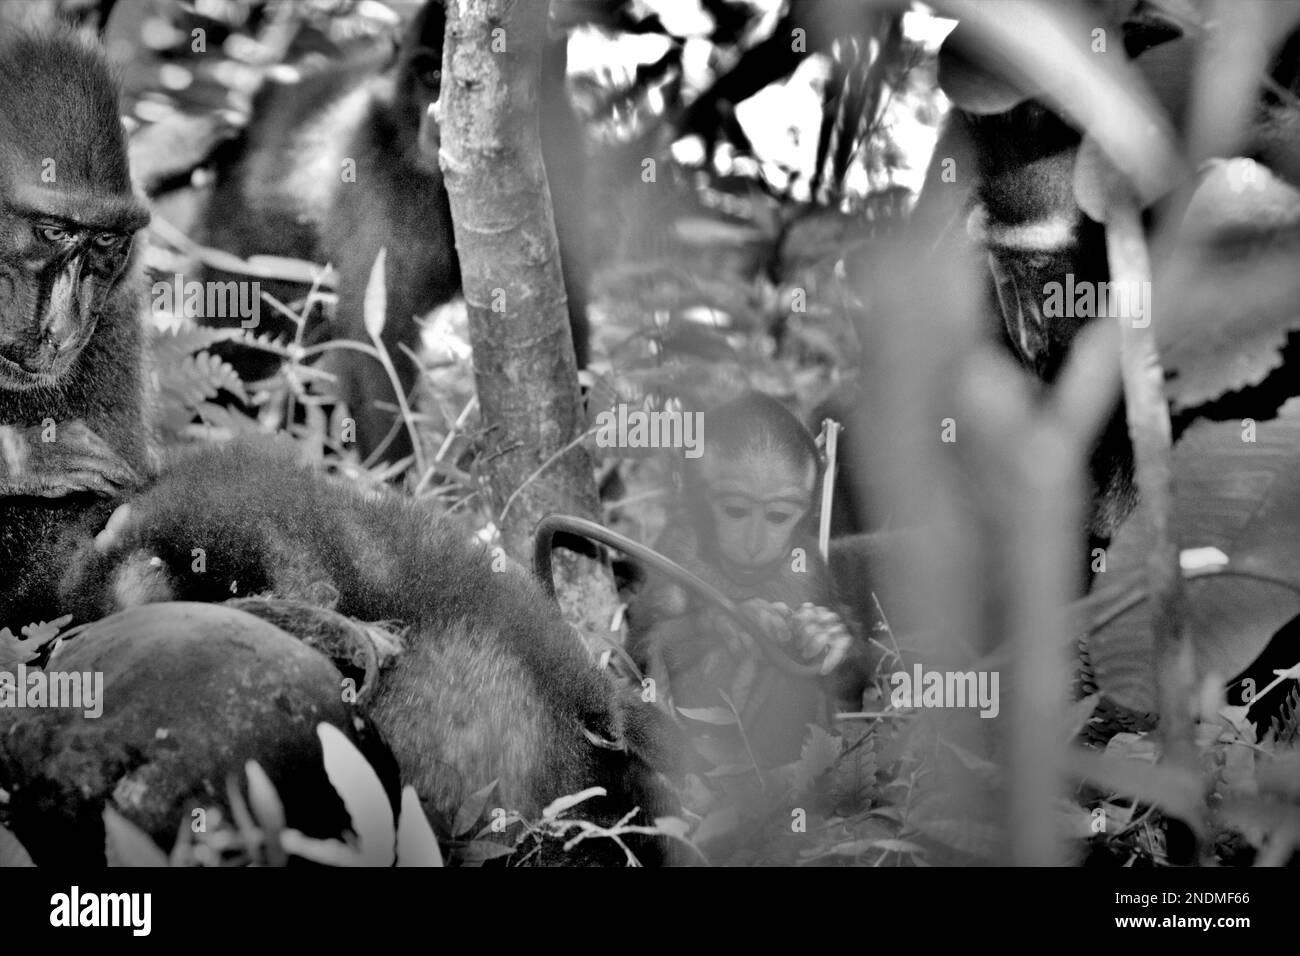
1106 198 1198 818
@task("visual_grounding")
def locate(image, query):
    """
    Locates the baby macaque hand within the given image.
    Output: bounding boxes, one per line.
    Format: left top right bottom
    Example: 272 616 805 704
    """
790 604 852 674
710 601 849 674
736 598 799 655
706 599 793 658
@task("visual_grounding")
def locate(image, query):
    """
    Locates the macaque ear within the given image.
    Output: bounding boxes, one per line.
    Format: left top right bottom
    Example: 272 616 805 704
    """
409 48 443 95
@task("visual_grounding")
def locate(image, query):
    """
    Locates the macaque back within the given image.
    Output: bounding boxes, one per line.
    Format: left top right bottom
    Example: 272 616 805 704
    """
60 441 673 859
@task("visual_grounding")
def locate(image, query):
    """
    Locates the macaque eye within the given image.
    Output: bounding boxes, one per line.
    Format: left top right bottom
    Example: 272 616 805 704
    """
765 511 797 525
410 51 441 93
37 225 71 243
92 233 123 249
722 504 751 520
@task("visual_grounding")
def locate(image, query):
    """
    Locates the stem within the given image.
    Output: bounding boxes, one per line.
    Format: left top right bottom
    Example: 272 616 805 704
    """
1106 198 1201 849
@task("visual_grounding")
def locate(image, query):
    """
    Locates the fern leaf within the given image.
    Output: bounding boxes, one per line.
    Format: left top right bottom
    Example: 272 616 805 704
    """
1270 684 1300 746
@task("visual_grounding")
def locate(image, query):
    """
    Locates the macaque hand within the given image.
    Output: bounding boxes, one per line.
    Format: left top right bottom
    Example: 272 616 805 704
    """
706 599 794 658
789 604 852 675
0 422 140 499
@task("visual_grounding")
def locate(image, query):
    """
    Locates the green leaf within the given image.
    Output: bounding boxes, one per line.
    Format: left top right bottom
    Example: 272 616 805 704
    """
149 324 248 367
911 816 1002 860
1218 797 1300 846
244 759 286 834
1103 731 1157 763
1068 745 1203 826
363 248 389 342
1271 684 1300 745
396 786 444 868
791 725 841 795
936 24 1027 115
456 839 517 863
453 780 499 838
942 738 1000 782
103 808 170 867
828 737 878 812
0 628 32 672
1085 401 1300 711
846 838 923 856
1159 161 1300 411
676 706 738 726
0 823 35 867
692 807 742 847
1065 693 1102 740
279 830 361 866
0 616 72 671
315 723 394 866
244 760 286 866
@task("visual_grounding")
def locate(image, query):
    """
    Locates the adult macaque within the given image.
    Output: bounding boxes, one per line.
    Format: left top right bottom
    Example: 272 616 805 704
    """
0 27 153 632
626 392 877 766
60 439 674 863
903 11 1300 555
203 0 590 463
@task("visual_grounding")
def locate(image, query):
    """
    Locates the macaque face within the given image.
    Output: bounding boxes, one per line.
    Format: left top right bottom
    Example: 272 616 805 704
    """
0 196 142 385
702 454 816 581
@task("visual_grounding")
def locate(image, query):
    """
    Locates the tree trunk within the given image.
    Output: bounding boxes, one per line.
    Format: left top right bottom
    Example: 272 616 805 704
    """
437 0 616 646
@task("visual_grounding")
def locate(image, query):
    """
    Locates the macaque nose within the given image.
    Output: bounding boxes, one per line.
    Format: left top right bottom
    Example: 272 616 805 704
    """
745 519 767 559
26 338 61 372
0 314 60 373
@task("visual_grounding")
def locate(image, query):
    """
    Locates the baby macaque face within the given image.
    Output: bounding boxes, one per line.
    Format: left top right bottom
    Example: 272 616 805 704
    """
702 452 815 582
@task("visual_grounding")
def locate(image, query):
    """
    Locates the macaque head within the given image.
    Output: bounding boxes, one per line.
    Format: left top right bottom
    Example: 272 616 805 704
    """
687 392 822 584
956 102 1106 382
0 29 148 389
397 0 448 163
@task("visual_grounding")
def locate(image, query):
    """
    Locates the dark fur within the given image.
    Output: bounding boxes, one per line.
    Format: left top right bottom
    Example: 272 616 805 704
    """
60 440 674 862
884 97 1137 557
203 0 589 462
0 28 152 631
0 32 133 196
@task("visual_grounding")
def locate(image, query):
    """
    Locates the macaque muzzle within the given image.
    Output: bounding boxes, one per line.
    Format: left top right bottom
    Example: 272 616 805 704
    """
987 250 1047 376
16 251 107 376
